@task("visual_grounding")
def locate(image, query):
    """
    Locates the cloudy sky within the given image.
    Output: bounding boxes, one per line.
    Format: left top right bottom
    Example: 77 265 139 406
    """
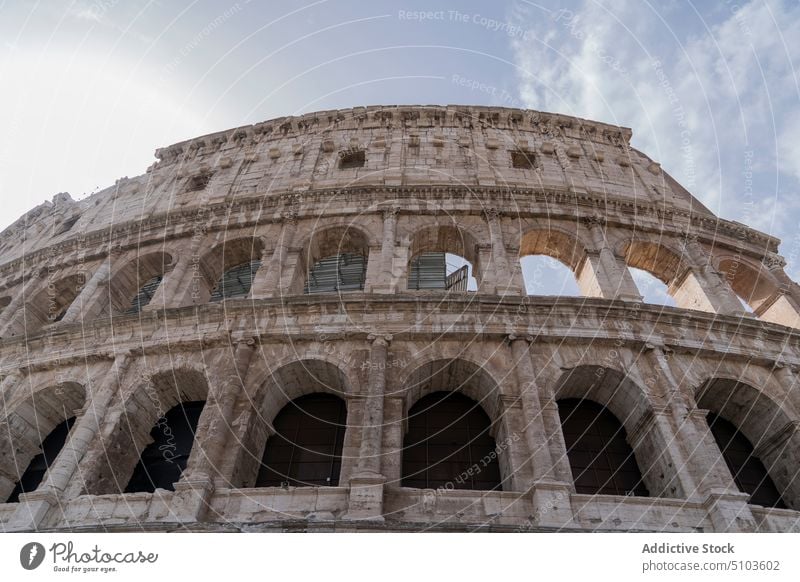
1 0 799 292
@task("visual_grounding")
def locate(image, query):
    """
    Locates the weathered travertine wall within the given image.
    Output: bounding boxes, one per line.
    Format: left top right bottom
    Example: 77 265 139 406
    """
0 105 798 532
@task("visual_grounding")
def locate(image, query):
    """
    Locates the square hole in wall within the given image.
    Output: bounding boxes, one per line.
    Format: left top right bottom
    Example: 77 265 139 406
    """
511 150 537 169
186 172 213 191
338 149 365 169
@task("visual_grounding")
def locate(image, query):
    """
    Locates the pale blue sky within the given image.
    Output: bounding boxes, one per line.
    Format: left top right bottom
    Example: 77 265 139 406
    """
1 0 799 298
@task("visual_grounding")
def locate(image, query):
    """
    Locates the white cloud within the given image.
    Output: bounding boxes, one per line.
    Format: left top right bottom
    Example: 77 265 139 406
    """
510 0 800 266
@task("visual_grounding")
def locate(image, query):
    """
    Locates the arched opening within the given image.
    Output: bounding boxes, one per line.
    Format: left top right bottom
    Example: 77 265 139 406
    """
557 398 648 497
81 368 210 496
519 228 588 297
108 251 173 315
302 226 369 294
623 241 682 307
521 256 581 296
717 257 800 327
553 365 680 498
628 267 676 306
6 417 76 503
198 237 265 303
706 413 786 508
210 260 261 301
236 359 352 489
407 225 478 291
125 401 206 493
697 378 798 509
255 393 347 487
0 382 86 502
402 391 501 491
24 273 85 331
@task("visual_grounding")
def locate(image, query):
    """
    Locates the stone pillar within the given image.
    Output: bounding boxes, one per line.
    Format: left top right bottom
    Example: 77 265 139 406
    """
362 245 383 293
757 254 800 328
174 337 258 522
183 338 258 484
344 334 390 521
6 352 133 532
252 217 299 298
367 208 398 294
582 216 641 301
676 234 744 315
140 256 178 311
509 335 573 527
247 244 277 300
643 344 756 530
0 371 27 496
150 232 205 308
773 362 800 416
381 396 405 487
59 255 113 324
485 208 523 297
0 270 49 337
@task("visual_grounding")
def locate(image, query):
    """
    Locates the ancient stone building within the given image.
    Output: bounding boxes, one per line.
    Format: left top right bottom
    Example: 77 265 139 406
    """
0 105 799 532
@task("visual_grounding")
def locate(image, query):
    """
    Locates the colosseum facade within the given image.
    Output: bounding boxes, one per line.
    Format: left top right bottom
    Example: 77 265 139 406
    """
0 105 798 532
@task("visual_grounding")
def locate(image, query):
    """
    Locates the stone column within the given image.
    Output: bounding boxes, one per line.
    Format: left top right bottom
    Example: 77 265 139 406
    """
149 232 205 308
643 344 756 531
173 337 258 523
252 214 299 298
182 338 258 484
582 215 641 301
247 244 277 299
0 269 49 337
509 335 573 527
362 245 383 293
6 352 133 532
367 207 398 294
59 255 114 324
485 208 524 297
344 334 390 521
0 370 27 497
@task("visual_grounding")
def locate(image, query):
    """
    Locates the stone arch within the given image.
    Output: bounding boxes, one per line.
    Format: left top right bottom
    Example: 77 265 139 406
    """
715 255 800 326
552 365 680 498
519 226 586 296
0 382 86 501
294 225 371 294
520 225 587 270
696 377 799 509
23 273 86 332
106 250 174 314
402 358 501 423
553 365 650 430
406 224 480 290
196 236 266 303
82 366 210 495
235 358 354 488
621 239 686 285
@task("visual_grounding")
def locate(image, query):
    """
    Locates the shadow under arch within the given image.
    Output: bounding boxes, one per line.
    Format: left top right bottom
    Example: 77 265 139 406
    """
696 377 799 509
0 381 86 502
406 224 480 291
235 358 354 489
552 365 681 498
296 224 371 294
400 358 506 491
197 236 266 303
81 367 210 496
